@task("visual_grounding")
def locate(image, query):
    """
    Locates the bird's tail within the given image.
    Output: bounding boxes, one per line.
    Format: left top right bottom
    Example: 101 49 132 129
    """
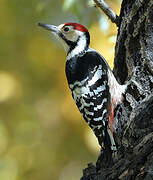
104 121 117 152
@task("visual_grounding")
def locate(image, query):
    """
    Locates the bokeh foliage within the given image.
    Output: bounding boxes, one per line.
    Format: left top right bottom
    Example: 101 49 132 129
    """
0 0 120 179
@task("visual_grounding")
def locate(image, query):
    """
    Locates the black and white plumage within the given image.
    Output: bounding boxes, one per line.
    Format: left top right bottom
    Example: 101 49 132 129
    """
38 22 127 153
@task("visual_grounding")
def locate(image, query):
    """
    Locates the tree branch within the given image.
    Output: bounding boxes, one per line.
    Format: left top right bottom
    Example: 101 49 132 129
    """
81 0 153 179
93 0 119 26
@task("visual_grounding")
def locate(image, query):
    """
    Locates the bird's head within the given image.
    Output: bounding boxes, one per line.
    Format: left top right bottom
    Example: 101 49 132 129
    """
38 22 90 57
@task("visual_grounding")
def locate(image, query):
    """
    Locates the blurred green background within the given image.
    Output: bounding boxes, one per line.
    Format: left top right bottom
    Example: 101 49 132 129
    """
0 0 121 179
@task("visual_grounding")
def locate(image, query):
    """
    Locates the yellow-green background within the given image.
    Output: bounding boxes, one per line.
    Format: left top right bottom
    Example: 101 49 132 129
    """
0 0 120 179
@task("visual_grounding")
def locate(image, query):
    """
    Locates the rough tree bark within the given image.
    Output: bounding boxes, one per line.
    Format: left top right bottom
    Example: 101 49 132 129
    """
81 0 153 179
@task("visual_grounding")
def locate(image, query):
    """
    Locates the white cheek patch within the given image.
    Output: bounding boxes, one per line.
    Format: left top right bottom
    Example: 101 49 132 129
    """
66 32 78 42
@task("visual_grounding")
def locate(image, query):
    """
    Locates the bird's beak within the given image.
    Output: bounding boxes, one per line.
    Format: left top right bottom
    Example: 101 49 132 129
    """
38 23 59 33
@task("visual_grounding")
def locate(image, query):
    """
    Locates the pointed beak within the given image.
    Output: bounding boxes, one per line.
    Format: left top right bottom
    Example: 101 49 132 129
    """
38 23 59 33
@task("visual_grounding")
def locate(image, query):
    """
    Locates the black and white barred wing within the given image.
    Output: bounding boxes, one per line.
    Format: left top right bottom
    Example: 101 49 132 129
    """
71 64 116 150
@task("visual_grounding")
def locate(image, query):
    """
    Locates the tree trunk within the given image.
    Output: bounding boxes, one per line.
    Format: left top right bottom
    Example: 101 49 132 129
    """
81 0 153 179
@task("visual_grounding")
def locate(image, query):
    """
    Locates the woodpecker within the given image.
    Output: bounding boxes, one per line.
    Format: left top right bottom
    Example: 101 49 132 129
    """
38 22 127 154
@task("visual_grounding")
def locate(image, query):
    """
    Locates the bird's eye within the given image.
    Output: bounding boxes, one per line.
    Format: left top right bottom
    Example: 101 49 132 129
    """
63 27 70 32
